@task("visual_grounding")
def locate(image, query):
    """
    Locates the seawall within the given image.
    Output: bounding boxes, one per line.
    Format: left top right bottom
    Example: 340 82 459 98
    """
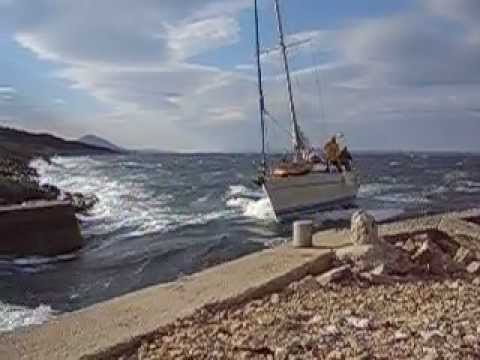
0 200 82 256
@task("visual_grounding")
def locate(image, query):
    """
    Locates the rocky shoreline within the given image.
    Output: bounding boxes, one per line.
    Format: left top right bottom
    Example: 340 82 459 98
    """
0 153 98 213
0 126 118 212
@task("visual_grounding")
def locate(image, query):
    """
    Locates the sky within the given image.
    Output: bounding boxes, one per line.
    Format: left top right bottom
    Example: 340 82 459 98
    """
1 0 480 152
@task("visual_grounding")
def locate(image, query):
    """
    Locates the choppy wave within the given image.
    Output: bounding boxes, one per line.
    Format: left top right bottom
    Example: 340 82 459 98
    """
375 193 431 204
455 180 480 193
31 157 235 239
0 302 54 332
358 183 414 198
225 185 275 220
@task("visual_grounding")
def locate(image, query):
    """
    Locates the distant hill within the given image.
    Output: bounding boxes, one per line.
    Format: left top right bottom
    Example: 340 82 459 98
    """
0 126 115 161
78 135 124 152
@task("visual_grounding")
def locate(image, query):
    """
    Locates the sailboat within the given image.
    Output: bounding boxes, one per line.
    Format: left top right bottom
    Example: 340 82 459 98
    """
253 0 359 222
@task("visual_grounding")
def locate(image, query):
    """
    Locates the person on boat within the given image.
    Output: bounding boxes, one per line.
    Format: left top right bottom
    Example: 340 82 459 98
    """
339 146 353 172
324 136 342 173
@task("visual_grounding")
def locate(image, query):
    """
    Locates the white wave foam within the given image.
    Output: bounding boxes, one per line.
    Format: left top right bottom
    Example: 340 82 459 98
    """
375 193 431 204
226 184 274 221
427 186 448 195
0 302 55 332
455 180 480 193
12 254 77 266
31 156 232 241
226 196 275 221
227 185 263 198
359 183 414 198
443 170 469 183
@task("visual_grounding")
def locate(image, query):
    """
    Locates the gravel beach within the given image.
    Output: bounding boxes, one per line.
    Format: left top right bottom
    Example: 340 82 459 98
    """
118 213 480 360
120 277 480 360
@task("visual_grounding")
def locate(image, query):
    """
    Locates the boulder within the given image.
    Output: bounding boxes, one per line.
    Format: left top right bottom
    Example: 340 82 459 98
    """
316 265 352 286
351 210 378 245
402 238 417 254
64 192 99 213
412 240 460 276
336 241 415 276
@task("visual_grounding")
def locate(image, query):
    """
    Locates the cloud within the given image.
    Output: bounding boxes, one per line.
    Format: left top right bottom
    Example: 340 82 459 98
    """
2 0 480 151
0 86 16 94
166 16 241 61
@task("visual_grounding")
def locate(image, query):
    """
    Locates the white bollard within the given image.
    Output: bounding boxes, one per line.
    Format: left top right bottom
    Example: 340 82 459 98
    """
293 220 313 248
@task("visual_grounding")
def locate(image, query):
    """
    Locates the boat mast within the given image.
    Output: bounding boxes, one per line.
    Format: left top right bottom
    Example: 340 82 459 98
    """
254 0 267 171
273 0 302 156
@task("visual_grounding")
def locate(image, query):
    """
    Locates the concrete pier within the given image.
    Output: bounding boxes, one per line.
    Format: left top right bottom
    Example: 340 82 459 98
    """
0 245 334 360
0 200 82 256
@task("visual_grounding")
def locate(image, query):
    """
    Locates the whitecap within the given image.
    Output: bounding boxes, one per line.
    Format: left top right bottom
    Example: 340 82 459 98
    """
0 302 55 333
443 170 469 183
12 254 77 266
455 180 480 193
227 196 275 221
375 193 431 204
359 183 414 198
227 185 262 199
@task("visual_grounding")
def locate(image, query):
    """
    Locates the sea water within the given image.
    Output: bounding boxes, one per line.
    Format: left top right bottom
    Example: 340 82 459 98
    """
1 151 480 331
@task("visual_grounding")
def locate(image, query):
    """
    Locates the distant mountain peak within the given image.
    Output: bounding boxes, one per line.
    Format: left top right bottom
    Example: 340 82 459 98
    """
78 135 123 151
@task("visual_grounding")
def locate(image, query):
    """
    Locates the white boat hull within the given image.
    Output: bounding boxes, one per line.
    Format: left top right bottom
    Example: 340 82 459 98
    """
263 171 359 221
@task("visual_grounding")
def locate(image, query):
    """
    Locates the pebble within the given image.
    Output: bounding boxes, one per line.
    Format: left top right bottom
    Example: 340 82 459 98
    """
270 293 280 304
346 316 370 329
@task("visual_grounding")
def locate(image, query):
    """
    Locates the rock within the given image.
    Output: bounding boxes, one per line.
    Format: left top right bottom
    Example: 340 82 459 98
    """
358 272 400 285
412 240 459 276
275 347 289 360
394 331 409 341
422 347 438 360
371 264 386 275
270 293 280 304
327 350 343 360
351 210 378 245
454 247 476 265
421 330 444 342
446 279 460 289
64 192 99 213
403 238 417 253
322 325 340 335
288 275 322 293
336 241 415 276
466 261 480 274
316 265 352 286
307 315 323 324
346 316 370 329
426 232 459 256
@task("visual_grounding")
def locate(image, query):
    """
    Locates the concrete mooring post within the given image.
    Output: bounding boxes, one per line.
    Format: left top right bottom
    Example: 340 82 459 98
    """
293 220 313 248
